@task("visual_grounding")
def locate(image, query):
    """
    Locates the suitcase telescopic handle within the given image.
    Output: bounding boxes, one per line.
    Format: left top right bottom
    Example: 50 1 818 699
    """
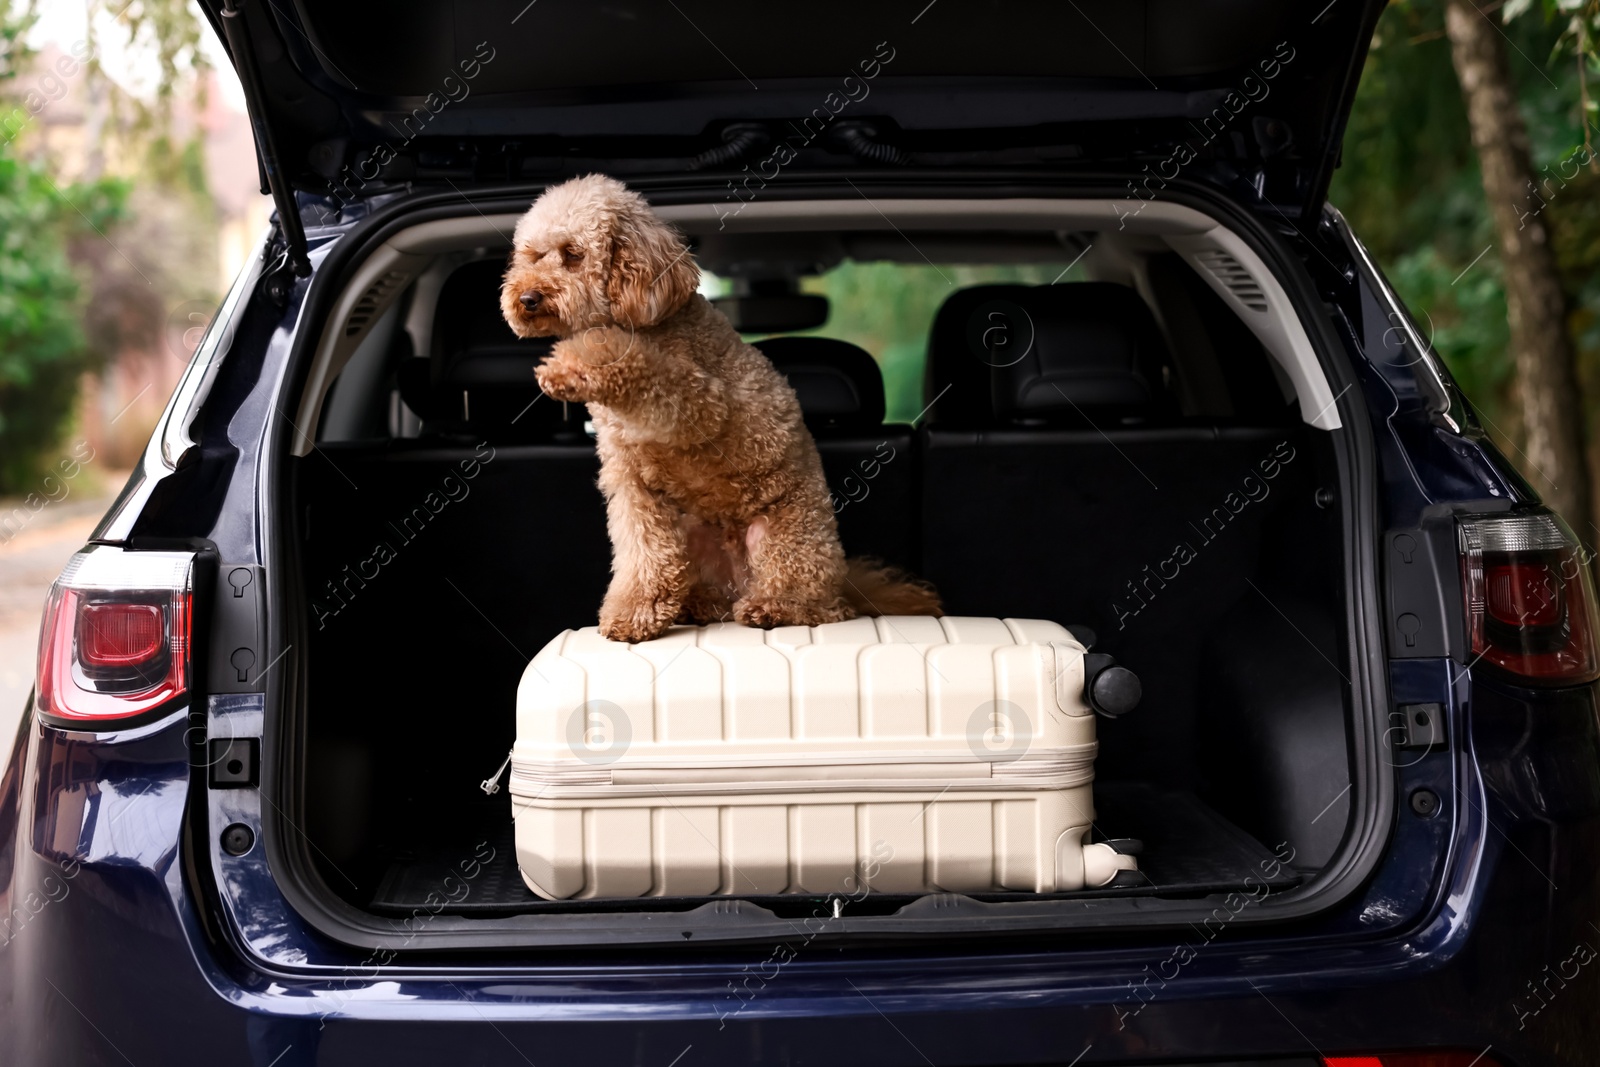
1083 653 1141 718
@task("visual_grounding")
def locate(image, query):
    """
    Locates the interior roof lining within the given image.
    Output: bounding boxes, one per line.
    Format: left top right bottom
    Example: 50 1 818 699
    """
290 198 1341 451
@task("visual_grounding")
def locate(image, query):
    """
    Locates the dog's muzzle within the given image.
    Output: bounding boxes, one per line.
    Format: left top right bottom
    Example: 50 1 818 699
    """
519 292 545 311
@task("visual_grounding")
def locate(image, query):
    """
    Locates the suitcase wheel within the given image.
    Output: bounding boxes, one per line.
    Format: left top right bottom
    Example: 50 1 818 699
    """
1083 653 1142 718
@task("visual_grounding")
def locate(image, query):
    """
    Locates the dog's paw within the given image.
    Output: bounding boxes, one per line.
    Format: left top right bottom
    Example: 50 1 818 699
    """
733 596 855 630
599 594 680 643
678 586 734 625
534 356 593 402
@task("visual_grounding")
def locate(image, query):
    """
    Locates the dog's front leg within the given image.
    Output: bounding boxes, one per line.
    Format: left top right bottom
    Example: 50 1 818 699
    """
547 333 727 446
597 469 691 643
534 328 641 405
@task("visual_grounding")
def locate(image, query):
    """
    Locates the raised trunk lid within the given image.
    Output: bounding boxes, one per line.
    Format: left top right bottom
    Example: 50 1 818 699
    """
201 0 1382 249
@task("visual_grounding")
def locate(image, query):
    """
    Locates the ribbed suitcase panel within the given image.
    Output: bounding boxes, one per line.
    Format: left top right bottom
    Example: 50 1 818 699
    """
653 806 721 896
790 804 857 893
517 617 1095 752
514 794 1095 899
793 644 863 739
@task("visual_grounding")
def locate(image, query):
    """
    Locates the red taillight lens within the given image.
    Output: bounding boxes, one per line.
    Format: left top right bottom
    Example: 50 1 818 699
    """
1325 1053 1502 1067
36 548 195 725
78 602 164 667
1460 511 1600 684
1484 559 1563 628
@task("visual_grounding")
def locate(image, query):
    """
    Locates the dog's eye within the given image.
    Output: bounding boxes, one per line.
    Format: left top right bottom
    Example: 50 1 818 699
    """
561 246 584 267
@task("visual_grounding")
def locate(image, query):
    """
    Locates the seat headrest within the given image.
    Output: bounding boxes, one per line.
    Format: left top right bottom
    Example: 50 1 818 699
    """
404 259 576 442
755 336 886 428
434 259 521 356
924 282 1173 427
924 283 1034 427
989 284 1174 423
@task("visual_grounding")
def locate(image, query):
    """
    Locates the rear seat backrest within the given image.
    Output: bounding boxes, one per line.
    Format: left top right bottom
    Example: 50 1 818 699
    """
308 261 612 752
308 330 919 702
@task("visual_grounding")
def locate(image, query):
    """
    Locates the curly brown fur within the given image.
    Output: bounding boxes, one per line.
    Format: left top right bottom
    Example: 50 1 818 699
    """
502 174 940 642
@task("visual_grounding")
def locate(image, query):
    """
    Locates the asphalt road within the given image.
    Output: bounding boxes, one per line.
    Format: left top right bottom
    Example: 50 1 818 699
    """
0 478 127 765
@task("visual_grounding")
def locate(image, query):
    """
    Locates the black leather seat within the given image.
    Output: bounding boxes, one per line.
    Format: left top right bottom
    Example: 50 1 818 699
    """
397 259 582 444
923 282 1179 431
755 336 887 430
922 283 1034 429
985 284 1179 427
756 336 918 571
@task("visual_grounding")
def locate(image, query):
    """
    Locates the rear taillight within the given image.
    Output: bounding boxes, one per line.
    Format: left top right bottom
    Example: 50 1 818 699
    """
1460 511 1600 684
36 547 195 725
1325 1053 1502 1067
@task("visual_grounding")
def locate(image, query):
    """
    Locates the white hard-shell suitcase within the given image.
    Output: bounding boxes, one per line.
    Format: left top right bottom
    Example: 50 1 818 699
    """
507 616 1138 900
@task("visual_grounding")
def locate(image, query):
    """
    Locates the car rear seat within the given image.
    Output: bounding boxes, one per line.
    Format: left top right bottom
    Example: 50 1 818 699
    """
755 335 918 572
918 281 1309 786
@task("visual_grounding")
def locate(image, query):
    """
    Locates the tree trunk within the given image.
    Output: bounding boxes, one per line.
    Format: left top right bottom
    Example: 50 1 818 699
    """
1445 0 1594 536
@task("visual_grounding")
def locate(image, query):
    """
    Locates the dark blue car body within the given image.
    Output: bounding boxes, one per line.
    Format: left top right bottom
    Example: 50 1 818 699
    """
2 184 1596 1067
4 0 1599 1062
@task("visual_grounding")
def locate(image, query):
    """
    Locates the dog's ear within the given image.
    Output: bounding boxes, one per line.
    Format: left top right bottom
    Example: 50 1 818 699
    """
607 202 700 328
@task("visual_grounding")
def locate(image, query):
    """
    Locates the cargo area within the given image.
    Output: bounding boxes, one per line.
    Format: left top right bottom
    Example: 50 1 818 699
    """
284 199 1358 928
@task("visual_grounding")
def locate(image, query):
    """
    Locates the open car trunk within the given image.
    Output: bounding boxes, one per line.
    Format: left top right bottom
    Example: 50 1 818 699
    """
272 188 1374 946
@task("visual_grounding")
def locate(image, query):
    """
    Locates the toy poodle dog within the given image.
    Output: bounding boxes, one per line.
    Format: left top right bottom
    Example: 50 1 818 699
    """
501 174 940 643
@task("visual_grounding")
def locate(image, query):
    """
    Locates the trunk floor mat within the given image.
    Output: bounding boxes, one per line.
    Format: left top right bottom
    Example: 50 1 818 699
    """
366 782 1302 916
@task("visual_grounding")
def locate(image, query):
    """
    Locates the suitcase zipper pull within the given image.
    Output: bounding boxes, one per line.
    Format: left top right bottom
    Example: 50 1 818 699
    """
480 750 513 795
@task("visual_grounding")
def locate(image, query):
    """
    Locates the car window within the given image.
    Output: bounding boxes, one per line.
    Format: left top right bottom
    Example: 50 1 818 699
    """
705 260 1088 424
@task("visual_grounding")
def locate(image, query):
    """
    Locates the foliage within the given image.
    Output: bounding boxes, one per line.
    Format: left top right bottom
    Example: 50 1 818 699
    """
1330 0 1600 452
90 0 209 144
0 0 218 489
1504 0 1600 148
0 0 32 83
0 141 113 491
1388 246 1513 424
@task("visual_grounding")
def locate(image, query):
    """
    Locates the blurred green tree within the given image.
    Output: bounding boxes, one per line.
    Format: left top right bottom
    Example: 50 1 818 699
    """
1445 0 1591 534
0 0 214 489
0 141 92 491
0 3 103 491
1332 0 1600 534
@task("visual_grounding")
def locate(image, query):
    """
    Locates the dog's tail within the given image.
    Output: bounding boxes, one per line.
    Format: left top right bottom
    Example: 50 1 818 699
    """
843 558 943 617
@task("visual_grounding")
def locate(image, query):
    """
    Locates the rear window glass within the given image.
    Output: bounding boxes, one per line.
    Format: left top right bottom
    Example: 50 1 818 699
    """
705 261 1087 424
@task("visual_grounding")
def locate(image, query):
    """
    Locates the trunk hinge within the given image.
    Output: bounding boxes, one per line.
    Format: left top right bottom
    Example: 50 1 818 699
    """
219 0 312 304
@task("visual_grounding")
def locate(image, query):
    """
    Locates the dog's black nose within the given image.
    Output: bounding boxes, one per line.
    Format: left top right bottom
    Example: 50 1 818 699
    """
520 292 544 311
